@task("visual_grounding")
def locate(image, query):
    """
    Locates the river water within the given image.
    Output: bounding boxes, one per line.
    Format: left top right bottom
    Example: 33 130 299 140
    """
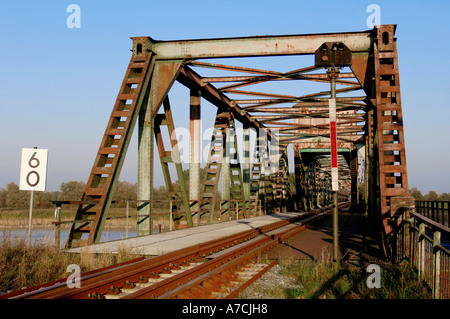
0 228 138 248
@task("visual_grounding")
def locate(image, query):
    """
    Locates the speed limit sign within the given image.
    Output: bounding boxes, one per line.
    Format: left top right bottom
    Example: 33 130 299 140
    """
19 148 48 192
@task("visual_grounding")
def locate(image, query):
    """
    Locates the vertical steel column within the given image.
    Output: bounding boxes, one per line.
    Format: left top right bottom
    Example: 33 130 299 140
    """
136 66 157 237
138 104 153 236
138 60 183 235
308 162 316 208
221 117 231 220
264 138 273 214
293 146 304 210
280 149 289 212
189 88 201 226
350 147 358 212
258 129 266 204
243 123 250 201
270 142 279 213
249 129 265 215
365 106 375 220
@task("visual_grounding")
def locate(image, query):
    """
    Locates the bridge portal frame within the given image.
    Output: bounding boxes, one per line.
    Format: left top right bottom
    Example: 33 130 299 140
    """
65 25 413 259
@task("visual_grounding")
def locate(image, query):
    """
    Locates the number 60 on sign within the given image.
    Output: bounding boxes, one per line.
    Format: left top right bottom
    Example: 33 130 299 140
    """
19 148 48 192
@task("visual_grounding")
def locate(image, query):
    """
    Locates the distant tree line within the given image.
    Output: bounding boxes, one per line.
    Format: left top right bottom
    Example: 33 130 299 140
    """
1 176 446 210
0 180 139 209
0 168 207 210
409 187 450 201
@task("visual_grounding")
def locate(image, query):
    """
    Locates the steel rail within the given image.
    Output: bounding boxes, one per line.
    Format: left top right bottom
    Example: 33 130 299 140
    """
0 257 146 299
5 212 309 299
4 204 349 299
156 213 332 299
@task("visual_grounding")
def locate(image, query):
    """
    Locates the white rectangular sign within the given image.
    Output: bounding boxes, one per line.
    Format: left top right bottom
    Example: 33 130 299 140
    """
331 167 339 192
329 98 336 122
19 148 48 192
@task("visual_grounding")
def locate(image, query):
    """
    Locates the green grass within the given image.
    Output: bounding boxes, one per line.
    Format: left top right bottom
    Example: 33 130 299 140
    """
0 237 140 294
242 254 432 299
279 258 431 299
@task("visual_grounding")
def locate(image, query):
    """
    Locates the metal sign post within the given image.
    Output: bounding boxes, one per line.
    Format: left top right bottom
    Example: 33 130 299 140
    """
328 67 340 261
19 147 48 245
27 190 34 245
315 42 352 262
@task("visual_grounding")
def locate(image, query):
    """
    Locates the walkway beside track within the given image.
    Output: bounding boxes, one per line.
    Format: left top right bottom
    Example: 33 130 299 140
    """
65 212 307 256
66 208 385 265
267 209 385 265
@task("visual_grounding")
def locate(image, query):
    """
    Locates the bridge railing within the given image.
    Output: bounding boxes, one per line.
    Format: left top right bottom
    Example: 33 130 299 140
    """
51 199 262 248
394 209 450 299
415 201 450 228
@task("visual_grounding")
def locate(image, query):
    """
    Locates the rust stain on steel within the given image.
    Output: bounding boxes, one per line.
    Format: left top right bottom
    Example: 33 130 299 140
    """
150 60 184 116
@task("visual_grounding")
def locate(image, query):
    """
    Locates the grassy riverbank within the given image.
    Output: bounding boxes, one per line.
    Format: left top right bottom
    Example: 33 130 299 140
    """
0 237 140 294
0 206 174 294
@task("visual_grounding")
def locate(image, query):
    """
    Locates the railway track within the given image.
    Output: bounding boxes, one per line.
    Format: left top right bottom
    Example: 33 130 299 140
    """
2 203 349 299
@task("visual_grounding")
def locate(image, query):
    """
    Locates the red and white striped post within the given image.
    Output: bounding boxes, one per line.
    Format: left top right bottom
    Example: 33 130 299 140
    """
329 97 339 192
328 67 340 261
315 42 351 262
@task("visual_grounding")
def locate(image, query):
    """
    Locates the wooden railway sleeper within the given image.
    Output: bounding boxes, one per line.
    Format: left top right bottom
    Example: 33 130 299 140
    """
94 260 208 299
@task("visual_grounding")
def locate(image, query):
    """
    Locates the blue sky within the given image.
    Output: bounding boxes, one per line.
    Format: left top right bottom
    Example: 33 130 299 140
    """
0 0 449 194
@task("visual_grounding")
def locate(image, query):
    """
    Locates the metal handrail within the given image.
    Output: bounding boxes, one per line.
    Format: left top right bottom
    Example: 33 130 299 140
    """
51 198 262 249
415 200 450 228
410 211 450 238
395 209 450 299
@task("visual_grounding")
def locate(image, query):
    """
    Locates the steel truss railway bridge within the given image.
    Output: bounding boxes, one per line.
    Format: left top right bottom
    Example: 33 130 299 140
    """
65 24 415 260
